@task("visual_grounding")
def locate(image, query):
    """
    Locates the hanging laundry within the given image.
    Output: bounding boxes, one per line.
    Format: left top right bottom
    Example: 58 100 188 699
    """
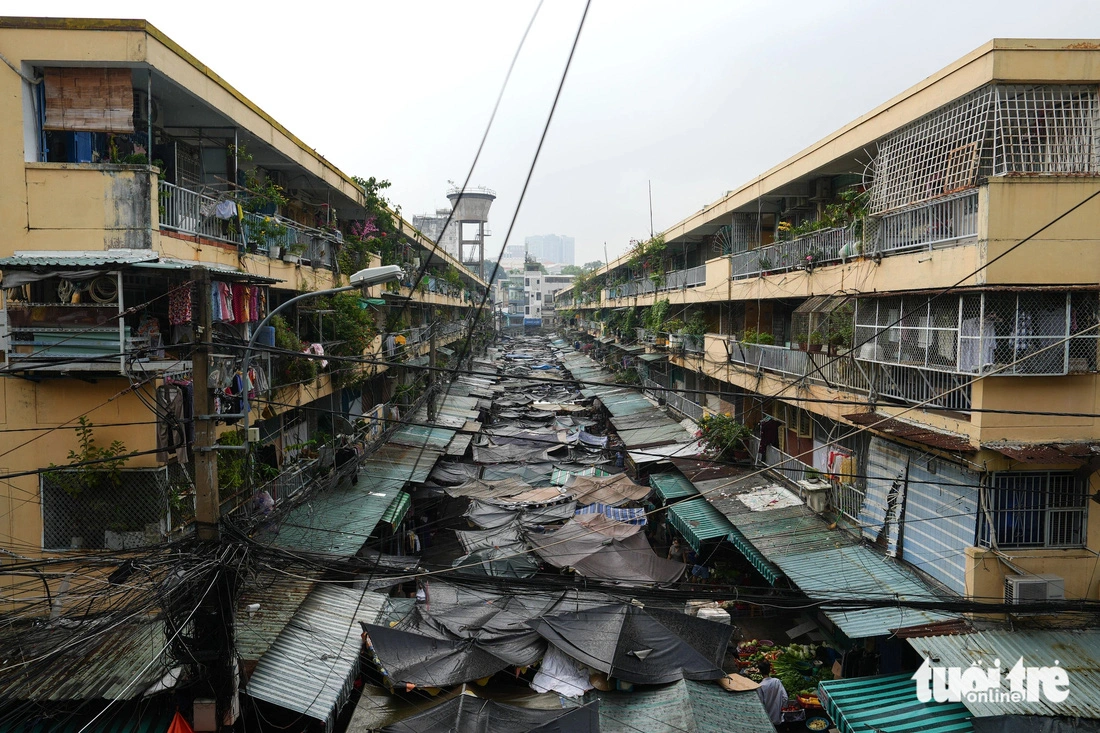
304 342 328 368
214 199 237 220
211 281 234 323
232 284 251 324
168 285 192 325
249 286 261 321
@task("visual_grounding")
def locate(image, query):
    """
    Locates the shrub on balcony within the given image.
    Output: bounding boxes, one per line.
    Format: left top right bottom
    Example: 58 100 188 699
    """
698 413 751 461
742 328 775 345
685 311 707 337
271 315 318 387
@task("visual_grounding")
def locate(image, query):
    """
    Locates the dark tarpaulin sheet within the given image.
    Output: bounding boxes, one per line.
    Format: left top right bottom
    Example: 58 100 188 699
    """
465 499 577 529
395 598 548 667
453 546 540 578
455 523 524 553
446 476 532 500
531 604 729 685
362 623 513 688
380 693 599 733
530 516 686 584
430 461 480 485
472 442 570 464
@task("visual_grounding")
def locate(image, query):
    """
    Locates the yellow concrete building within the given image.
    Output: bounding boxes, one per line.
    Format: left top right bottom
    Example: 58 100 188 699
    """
567 39 1100 605
0 18 487 558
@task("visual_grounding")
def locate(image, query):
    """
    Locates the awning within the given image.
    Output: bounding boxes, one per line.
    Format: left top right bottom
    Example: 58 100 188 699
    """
818 673 973 733
983 442 1096 465
650 472 699 502
637 352 669 362
725 530 782 585
379 491 412 528
595 680 774 733
437 346 455 357
666 497 734 552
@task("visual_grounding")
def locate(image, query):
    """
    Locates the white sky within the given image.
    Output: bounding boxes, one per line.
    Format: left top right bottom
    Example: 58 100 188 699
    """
24 0 1100 264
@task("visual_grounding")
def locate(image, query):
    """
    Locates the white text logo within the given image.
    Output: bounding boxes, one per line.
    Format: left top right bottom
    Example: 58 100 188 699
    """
913 657 1069 704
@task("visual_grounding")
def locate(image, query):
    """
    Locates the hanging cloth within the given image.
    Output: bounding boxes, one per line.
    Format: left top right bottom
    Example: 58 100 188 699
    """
168 286 192 325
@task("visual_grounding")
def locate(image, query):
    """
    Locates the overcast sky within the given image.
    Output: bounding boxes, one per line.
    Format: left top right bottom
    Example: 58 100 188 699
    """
28 0 1100 264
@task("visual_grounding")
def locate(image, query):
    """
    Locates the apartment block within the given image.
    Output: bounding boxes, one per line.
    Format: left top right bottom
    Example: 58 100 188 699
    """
564 39 1100 606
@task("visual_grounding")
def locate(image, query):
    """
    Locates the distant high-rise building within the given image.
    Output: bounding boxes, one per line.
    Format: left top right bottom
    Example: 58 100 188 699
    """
524 234 575 265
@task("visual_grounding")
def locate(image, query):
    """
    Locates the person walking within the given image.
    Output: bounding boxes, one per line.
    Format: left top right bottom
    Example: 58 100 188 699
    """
667 538 686 563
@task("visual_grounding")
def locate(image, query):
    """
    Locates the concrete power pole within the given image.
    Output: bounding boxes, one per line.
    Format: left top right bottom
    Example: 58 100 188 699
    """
192 266 219 540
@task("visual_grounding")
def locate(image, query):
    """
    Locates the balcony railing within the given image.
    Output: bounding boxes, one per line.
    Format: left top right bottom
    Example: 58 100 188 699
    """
725 336 972 411
873 191 979 254
761 445 865 523
159 181 338 268
605 264 707 300
730 227 856 280
642 377 704 422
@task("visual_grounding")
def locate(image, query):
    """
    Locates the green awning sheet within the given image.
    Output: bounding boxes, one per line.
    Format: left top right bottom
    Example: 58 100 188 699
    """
819 673 973 733
551 465 612 486
360 298 387 307
650 473 699 501
380 491 412 528
726 530 782 585
666 497 734 552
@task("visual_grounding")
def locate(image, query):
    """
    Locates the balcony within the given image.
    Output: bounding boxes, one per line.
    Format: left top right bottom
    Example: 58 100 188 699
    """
730 227 857 280
724 336 973 412
872 191 979 255
605 264 707 300
159 181 337 268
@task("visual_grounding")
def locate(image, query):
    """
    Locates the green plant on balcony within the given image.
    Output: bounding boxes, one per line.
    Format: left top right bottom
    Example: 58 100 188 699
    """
644 298 670 332
698 413 751 461
758 255 773 272
685 311 707 337
271 314 318 386
663 317 685 334
807 329 824 352
742 328 775 345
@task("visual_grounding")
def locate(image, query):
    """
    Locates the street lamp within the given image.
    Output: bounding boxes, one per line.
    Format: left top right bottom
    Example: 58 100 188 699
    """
240 264 402 443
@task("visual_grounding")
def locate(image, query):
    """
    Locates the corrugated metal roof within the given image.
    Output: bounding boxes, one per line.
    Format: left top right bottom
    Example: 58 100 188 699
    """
984 442 1097 465
650 473 699 501
0 250 158 268
379 491 412 528
637 352 669 362
777 546 956 638
819 673 973 733
135 258 281 283
908 629 1100 719
595 679 774 733
247 584 387 730
236 572 320 661
445 432 474 456
617 422 695 449
628 440 705 465
667 497 735 551
270 475 408 556
708 487 956 638
843 412 973 451
551 465 612 486
390 424 456 451
0 620 169 702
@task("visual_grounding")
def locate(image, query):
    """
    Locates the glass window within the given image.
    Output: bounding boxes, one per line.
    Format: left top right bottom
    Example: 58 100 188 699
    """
978 471 1087 548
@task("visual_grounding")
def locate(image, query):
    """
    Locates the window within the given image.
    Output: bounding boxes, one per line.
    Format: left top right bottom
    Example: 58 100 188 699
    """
978 471 1087 549
525 278 530 286
536 292 542 301
525 306 530 315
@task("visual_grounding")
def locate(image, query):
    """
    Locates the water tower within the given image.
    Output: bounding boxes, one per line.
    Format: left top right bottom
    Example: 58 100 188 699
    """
446 186 495 278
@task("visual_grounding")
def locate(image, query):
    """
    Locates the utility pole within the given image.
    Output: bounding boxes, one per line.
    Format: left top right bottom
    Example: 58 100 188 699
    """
189 266 238 731
648 180 654 239
192 266 219 540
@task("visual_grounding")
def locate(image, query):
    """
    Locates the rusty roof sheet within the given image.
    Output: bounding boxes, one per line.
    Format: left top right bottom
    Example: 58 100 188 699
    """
984 442 1100 465
843 412 973 451
236 571 321 662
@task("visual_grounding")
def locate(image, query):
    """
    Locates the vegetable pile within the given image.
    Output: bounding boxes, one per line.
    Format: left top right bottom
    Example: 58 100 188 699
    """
736 640 835 696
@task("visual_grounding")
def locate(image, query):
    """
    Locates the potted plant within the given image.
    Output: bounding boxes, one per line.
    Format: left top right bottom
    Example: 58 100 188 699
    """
283 241 307 263
807 329 824 353
792 330 808 351
665 317 685 348
757 255 773 275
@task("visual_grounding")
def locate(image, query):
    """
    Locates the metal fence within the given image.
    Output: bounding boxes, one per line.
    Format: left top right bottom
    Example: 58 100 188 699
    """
729 226 857 281
874 191 979 255
41 466 187 550
159 181 338 267
765 445 811 486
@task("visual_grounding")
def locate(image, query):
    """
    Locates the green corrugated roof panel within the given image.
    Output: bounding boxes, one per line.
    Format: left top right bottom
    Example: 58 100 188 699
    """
667 497 735 552
270 476 407 556
550 465 612 486
616 422 694 448
725 530 782 585
819 673 973 733
390 424 456 451
0 250 158 268
650 473 699 501
379 491 412 528
595 679 773 733
637 352 668 362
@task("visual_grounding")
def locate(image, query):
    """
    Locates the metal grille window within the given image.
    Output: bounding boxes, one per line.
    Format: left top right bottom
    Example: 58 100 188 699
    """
870 84 1100 214
855 290 1100 376
869 86 995 214
41 466 184 550
993 85 1100 175
979 472 1087 549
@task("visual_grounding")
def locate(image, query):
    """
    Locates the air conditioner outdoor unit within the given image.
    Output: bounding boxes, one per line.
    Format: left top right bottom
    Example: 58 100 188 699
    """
1004 574 1065 605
